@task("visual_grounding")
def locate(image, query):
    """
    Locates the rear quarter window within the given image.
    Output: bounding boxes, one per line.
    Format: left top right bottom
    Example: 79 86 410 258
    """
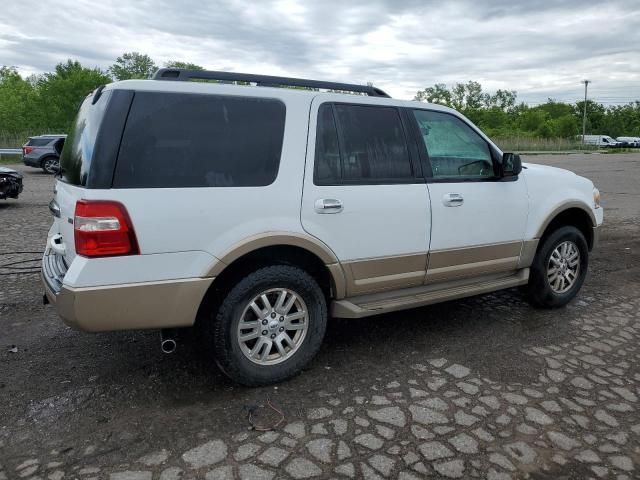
59 90 112 186
113 92 286 188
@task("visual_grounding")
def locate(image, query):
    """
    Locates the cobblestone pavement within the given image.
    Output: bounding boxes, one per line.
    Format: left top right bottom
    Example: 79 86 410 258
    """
1 154 639 479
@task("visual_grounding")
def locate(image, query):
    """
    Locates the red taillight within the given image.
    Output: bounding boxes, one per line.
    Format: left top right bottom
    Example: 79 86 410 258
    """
23 146 34 155
74 200 139 257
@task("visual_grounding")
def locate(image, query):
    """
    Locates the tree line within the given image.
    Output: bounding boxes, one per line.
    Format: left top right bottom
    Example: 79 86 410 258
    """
1 52 639 140
415 81 640 139
0 52 201 135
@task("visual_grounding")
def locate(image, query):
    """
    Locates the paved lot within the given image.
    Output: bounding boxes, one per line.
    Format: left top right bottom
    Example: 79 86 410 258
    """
1 154 639 480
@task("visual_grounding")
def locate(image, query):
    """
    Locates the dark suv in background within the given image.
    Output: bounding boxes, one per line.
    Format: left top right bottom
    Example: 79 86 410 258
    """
22 134 66 174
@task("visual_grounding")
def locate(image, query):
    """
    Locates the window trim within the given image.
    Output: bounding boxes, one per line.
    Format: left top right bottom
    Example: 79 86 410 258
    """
407 108 506 184
313 101 424 186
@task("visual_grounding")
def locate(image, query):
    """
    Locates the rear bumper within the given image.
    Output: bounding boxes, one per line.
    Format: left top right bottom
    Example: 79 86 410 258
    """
23 156 41 168
44 275 213 332
42 250 214 332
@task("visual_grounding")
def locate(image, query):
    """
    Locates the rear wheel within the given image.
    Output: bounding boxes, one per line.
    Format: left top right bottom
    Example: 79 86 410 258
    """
208 265 327 386
42 156 59 174
524 226 588 308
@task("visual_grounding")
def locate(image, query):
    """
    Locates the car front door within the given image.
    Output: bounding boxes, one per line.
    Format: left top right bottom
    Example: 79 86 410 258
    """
409 108 529 284
301 99 431 297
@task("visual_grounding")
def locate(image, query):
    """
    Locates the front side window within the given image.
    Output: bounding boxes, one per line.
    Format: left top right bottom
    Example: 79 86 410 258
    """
314 103 413 184
413 110 494 179
114 93 285 188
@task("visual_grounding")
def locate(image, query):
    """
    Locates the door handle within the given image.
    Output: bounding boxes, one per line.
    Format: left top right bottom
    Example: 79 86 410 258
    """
315 198 343 214
443 193 464 207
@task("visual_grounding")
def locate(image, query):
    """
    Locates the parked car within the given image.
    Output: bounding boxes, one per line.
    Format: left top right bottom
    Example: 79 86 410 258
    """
579 134 622 148
616 136 640 147
0 166 23 200
22 134 66 173
42 70 603 385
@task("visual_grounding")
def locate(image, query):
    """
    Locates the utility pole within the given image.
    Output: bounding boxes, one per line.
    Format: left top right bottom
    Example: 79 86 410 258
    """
581 80 590 144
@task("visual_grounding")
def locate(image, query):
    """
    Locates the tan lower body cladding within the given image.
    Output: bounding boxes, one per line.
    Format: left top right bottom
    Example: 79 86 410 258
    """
425 240 534 283
342 253 428 296
341 240 538 296
47 278 214 332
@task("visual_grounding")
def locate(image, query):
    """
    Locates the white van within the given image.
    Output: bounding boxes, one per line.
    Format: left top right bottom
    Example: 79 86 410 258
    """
579 135 622 147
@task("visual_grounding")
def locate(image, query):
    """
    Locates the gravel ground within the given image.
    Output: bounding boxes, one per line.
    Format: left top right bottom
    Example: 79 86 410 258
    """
1 154 639 480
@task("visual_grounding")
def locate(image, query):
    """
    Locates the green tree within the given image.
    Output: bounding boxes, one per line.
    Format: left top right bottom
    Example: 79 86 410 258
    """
0 66 41 132
550 114 579 138
464 81 484 111
165 61 205 70
37 60 111 131
483 89 517 111
574 100 606 134
109 52 157 80
538 99 574 119
414 83 452 106
518 108 548 133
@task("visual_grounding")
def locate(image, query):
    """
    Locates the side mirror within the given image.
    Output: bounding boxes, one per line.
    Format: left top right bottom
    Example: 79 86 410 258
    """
501 152 522 177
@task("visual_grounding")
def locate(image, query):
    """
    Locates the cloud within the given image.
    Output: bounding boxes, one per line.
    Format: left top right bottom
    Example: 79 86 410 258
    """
0 0 638 103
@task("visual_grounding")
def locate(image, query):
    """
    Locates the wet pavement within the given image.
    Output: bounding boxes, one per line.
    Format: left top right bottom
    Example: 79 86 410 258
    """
1 154 639 479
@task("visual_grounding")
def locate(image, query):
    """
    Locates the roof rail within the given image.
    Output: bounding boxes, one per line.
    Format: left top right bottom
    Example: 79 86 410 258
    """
152 68 391 98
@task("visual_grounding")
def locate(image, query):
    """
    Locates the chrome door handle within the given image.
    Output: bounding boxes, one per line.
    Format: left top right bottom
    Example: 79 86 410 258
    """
443 193 464 207
314 198 343 213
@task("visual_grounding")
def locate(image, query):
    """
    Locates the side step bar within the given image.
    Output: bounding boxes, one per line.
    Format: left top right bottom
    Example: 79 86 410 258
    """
331 269 529 319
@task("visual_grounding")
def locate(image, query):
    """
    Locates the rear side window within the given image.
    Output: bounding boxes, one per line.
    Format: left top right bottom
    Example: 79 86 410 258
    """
60 90 112 186
314 104 341 183
314 103 413 184
27 138 53 147
113 92 286 188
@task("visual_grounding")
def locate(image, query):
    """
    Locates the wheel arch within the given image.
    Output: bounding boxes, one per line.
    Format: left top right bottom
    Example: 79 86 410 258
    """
197 234 346 324
535 203 597 251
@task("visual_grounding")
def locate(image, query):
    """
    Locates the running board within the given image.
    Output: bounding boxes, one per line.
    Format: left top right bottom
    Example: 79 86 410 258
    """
331 269 529 318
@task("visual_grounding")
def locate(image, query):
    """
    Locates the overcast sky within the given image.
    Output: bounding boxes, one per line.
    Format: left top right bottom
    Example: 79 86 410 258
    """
2 0 639 104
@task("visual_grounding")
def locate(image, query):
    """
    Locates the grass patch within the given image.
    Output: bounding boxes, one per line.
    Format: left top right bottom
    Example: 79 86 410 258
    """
493 136 598 152
0 155 21 165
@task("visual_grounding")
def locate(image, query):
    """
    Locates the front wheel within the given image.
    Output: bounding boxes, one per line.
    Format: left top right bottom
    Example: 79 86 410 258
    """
208 265 327 386
524 226 589 308
42 157 59 174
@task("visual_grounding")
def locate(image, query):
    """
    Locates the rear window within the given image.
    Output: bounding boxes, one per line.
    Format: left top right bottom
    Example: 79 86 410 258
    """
59 91 112 186
113 92 286 188
27 138 53 147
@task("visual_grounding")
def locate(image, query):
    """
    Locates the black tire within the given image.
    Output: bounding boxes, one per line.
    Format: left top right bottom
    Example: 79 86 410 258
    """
524 226 589 308
41 156 59 174
208 265 327 386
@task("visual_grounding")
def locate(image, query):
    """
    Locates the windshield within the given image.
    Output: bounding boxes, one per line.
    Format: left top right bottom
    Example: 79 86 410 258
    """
59 90 111 186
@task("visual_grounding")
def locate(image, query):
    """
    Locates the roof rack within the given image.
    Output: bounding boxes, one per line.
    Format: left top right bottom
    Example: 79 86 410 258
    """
152 68 391 98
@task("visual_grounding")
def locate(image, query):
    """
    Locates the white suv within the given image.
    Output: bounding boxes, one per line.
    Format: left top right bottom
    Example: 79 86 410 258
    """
43 69 603 385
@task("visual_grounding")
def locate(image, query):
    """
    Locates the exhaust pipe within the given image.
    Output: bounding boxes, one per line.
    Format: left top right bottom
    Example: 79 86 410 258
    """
160 329 177 354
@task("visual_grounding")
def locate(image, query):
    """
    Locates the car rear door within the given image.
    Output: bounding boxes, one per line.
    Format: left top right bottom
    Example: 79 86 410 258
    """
300 98 431 297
